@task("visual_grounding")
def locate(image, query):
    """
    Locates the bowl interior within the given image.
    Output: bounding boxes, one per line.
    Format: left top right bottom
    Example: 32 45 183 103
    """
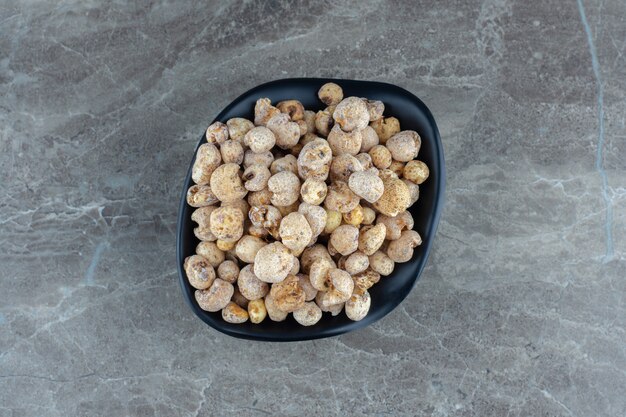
177 78 445 341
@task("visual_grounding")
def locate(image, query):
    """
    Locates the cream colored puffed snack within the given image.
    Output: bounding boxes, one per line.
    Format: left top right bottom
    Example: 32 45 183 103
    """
254 98 281 126
323 209 342 234
189 82 430 326
348 170 384 203
187 185 218 207
333 97 370 132
271 154 298 175
319 268 354 307
220 140 244 165
358 224 387 256
226 117 254 142
318 82 344 106
184 255 216 290
300 244 334 274
209 206 244 242
403 160 429 184
296 274 318 301
195 241 224 267
300 178 327 205
353 269 381 292
315 292 344 316
222 302 249 323
297 138 332 178
370 116 400 143
247 298 267 323
217 260 239 283
324 181 360 214
210 163 247 203
298 203 327 243
237 264 269 301
248 204 282 238
248 188 273 207
327 124 362 156
192 143 221 185
191 206 217 241
293 302 323 326
364 99 384 122
277 99 305 121
346 290 371 321
253 242 294 283
387 230 422 263
369 144 392 169
377 211 414 240
270 275 306 313
373 177 411 217
268 171 301 207
279 212 312 254
242 164 271 192
264 292 288 322
195 279 234 312
244 126 276 153
235 235 267 264
267 113 300 149
330 154 363 183
386 130 420 162
205 121 229 144
243 150 274 168
368 250 395 276
330 225 360 256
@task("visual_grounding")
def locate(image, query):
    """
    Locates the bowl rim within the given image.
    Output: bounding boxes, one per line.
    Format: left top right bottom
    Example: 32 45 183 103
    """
176 77 446 341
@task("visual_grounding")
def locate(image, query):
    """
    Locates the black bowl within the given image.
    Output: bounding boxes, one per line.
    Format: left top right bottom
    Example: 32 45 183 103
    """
176 78 445 341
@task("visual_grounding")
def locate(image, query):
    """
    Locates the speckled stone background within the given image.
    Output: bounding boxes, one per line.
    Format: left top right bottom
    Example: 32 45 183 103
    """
1 0 625 416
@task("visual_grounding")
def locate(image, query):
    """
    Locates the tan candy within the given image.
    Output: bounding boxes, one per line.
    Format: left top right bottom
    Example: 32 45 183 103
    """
348 170 384 203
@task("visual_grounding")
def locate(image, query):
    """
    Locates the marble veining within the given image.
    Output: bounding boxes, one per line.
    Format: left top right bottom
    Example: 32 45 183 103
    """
0 0 624 416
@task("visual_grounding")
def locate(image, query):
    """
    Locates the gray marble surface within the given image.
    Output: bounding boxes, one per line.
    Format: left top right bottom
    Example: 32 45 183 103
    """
1 0 625 416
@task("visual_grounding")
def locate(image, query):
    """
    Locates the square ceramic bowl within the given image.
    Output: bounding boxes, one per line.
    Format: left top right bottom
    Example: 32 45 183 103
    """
177 78 445 341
